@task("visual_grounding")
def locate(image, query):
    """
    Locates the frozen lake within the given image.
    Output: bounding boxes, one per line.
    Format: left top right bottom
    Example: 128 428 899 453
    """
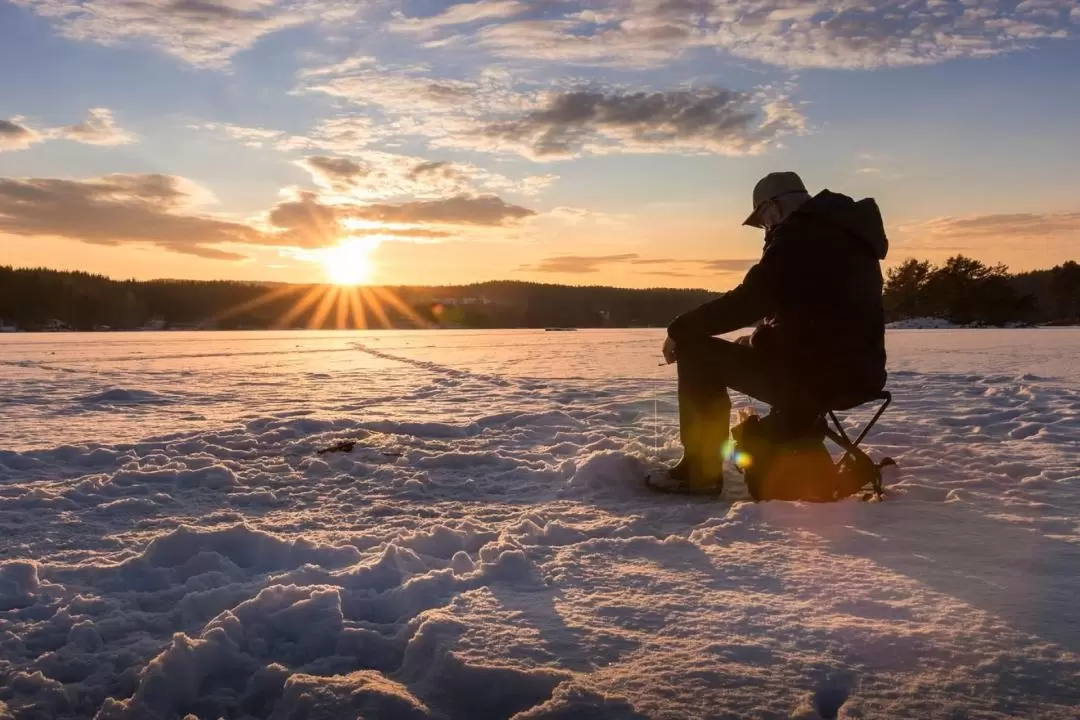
3 328 1078 451
1 329 1079 718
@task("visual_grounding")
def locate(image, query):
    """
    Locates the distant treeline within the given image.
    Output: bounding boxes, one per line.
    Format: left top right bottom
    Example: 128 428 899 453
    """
884 256 1080 326
1 257 1076 332
0 266 715 331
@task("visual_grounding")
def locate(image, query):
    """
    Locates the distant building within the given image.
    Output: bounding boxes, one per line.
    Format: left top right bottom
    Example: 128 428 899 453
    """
139 318 167 331
43 319 70 332
432 296 491 307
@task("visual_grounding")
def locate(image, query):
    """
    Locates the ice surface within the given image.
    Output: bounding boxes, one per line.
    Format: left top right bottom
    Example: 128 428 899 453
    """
1 328 1079 718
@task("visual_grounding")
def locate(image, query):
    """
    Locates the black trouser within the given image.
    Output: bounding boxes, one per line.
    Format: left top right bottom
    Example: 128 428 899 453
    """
676 337 822 479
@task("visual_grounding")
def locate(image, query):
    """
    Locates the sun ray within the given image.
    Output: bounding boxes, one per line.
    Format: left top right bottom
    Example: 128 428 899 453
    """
308 285 340 330
206 283 305 326
371 286 432 329
336 287 350 329
275 284 327 329
348 287 368 330
358 289 388 330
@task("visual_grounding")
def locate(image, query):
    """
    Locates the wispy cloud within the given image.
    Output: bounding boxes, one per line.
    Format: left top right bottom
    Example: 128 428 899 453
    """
191 121 286 148
280 116 385 154
701 259 758 273
56 108 135 146
13 0 360 68
523 254 758 275
299 61 804 160
0 119 43 152
451 0 1079 70
352 194 536 226
297 151 556 201
528 253 642 274
914 212 1080 240
1 109 135 151
389 0 528 35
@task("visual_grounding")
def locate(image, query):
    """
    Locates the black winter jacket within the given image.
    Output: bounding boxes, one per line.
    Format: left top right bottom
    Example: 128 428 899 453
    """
667 190 889 400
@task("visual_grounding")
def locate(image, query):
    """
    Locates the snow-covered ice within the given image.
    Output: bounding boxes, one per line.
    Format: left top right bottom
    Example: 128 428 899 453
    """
1 328 1079 719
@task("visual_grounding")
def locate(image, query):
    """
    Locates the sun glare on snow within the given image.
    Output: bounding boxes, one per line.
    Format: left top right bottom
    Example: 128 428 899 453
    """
320 237 376 285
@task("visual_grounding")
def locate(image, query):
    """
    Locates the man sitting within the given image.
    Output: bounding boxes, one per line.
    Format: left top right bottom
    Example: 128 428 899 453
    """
656 171 889 496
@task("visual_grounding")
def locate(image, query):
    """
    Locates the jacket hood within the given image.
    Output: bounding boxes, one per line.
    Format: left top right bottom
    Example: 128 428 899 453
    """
800 189 889 260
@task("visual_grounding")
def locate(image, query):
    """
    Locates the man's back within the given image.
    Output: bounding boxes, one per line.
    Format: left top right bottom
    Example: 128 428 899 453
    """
760 189 888 397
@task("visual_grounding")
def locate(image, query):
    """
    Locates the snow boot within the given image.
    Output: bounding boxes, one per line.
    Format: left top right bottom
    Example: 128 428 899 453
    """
645 455 723 495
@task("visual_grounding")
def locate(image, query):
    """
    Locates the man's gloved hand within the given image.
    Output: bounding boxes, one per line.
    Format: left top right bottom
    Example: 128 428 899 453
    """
662 336 677 364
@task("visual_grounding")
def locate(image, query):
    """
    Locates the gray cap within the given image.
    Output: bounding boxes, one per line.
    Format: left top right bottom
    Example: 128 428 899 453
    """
743 171 808 228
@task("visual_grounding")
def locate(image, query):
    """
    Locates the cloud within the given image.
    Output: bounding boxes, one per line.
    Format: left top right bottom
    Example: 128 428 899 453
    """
702 259 757 272
0 119 43 152
0 173 259 259
279 116 385 154
2 110 135 151
642 270 697 278
460 0 1078 70
352 194 536 226
913 212 1080 240
524 253 761 275
264 190 349 248
528 253 642 273
389 0 527 34
56 108 136 146
300 156 370 190
21 0 1078 74
298 152 555 200
299 59 802 160
0 169 532 263
303 63 479 113
263 187 534 250
193 121 286 148
473 88 803 159
13 0 359 68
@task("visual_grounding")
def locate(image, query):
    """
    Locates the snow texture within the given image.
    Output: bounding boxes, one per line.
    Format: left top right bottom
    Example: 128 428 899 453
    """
1 328 1079 718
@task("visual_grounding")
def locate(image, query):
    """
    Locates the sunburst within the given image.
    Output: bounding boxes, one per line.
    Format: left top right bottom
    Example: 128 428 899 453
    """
206 280 431 331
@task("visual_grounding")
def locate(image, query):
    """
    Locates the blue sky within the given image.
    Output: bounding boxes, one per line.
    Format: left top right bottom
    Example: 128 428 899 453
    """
1 0 1078 288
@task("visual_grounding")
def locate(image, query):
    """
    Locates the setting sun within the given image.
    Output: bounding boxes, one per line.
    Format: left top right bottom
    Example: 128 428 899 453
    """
320 237 376 285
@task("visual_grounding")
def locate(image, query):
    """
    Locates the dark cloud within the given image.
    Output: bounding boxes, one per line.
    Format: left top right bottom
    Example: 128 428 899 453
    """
522 253 751 276
524 254 761 275
300 156 370 191
643 270 697 278
0 171 507 263
0 174 258 259
352 194 536 226
0 119 42 152
920 213 1080 239
407 161 458 181
477 88 798 159
528 254 641 273
630 257 681 265
265 190 533 249
702 259 758 272
265 190 346 248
